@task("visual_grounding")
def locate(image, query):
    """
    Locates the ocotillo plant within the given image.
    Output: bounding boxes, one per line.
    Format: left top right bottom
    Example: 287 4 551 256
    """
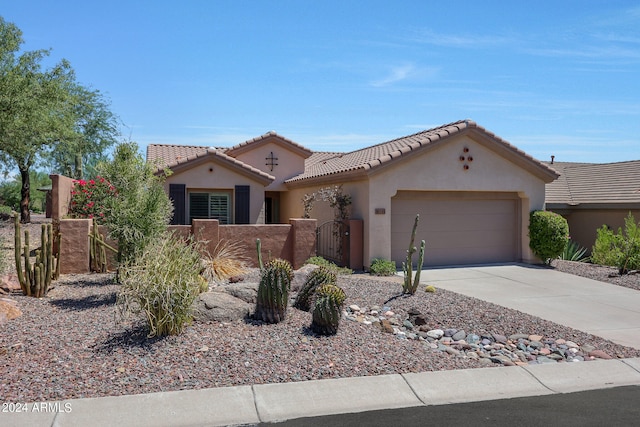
293 266 337 311
402 214 425 295
310 284 346 335
14 213 60 297
255 258 294 323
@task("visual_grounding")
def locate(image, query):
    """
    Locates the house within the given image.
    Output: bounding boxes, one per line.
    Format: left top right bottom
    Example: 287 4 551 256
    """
147 119 559 268
545 160 640 252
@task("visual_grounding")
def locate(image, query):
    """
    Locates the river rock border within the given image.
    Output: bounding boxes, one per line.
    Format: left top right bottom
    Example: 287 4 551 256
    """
345 304 614 366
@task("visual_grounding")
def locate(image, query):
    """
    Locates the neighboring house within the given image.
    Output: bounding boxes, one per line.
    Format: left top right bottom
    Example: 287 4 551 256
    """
148 119 559 268
545 160 640 253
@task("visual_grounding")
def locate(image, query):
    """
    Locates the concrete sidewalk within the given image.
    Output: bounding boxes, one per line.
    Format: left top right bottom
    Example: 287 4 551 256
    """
5 358 640 427
422 264 640 350
5 264 640 426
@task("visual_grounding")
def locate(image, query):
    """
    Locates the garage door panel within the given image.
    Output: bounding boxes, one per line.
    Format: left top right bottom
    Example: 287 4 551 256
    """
391 194 518 266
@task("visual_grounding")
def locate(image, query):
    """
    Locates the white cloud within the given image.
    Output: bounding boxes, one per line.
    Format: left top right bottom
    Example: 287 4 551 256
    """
369 63 438 88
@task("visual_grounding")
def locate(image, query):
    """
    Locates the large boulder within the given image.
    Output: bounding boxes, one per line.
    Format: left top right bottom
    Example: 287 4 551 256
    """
213 282 259 304
192 292 252 323
0 273 21 294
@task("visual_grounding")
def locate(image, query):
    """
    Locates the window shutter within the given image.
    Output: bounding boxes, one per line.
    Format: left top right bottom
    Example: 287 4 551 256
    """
169 184 186 225
234 185 250 224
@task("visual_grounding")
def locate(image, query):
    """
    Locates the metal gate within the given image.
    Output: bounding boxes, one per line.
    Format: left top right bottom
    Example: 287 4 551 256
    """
316 220 350 267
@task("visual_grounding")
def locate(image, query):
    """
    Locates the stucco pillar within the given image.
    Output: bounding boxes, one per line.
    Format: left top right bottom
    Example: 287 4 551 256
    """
290 218 317 269
59 219 90 274
49 174 75 222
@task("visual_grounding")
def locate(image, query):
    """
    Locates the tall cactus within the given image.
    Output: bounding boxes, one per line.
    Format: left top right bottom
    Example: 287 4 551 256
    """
311 284 346 335
293 266 336 311
14 213 60 298
255 258 294 323
402 214 425 295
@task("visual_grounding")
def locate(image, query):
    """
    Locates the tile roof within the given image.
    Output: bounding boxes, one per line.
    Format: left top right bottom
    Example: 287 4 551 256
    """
147 144 275 183
147 144 210 168
226 131 313 158
545 160 640 206
286 119 558 183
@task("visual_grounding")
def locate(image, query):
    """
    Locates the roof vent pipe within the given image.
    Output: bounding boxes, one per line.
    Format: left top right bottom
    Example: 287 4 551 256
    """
551 155 555 164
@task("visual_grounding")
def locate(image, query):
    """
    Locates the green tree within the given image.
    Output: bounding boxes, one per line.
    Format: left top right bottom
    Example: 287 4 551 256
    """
0 17 76 223
0 171 50 212
47 85 120 179
98 141 173 265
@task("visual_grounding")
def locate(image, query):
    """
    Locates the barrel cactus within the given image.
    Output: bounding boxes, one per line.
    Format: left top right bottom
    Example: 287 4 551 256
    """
294 266 337 311
311 284 346 335
255 258 294 323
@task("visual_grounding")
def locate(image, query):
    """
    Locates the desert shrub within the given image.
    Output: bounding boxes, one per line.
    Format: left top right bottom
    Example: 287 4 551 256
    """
529 210 569 265
68 176 116 223
117 232 202 337
305 256 352 275
559 240 589 262
369 258 397 276
0 205 11 221
591 213 640 274
97 142 173 265
201 240 248 283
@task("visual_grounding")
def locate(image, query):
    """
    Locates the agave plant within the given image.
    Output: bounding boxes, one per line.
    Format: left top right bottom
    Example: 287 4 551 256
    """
294 266 337 312
310 284 346 336
255 258 294 323
560 240 589 262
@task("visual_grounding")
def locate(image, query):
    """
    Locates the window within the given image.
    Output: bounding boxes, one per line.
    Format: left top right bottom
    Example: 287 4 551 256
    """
189 192 231 224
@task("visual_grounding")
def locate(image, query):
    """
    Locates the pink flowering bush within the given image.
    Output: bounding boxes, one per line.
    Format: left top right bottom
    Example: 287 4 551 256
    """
68 176 117 223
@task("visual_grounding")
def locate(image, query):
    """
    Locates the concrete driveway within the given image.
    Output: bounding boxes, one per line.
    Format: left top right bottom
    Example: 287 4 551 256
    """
419 263 640 350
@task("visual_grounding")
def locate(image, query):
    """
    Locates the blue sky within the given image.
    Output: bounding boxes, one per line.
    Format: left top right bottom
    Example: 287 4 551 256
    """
3 1 640 163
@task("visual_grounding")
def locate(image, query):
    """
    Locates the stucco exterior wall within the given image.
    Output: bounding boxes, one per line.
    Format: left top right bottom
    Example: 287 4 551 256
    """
365 134 547 265
165 161 266 224
554 209 640 254
234 141 306 191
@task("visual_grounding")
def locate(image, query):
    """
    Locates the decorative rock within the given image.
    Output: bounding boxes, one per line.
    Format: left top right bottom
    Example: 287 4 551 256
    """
492 333 507 344
529 334 544 342
452 330 466 341
466 334 480 344
426 329 444 339
445 347 460 356
402 320 414 330
581 344 596 353
192 292 252 322
0 298 22 323
589 350 613 360
214 282 259 304
565 341 579 349
381 319 394 334
509 333 529 340
0 274 21 294
349 304 361 312
444 328 457 337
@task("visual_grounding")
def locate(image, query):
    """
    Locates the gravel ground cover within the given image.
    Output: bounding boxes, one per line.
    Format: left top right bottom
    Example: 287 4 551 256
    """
2 217 640 403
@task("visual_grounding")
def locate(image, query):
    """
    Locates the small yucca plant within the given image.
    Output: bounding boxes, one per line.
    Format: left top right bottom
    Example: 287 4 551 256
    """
311 284 346 336
294 266 337 311
255 258 294 323
201 240 248 283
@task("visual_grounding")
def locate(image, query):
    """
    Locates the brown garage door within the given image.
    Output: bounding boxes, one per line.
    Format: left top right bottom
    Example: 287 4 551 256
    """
391 192 519 267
